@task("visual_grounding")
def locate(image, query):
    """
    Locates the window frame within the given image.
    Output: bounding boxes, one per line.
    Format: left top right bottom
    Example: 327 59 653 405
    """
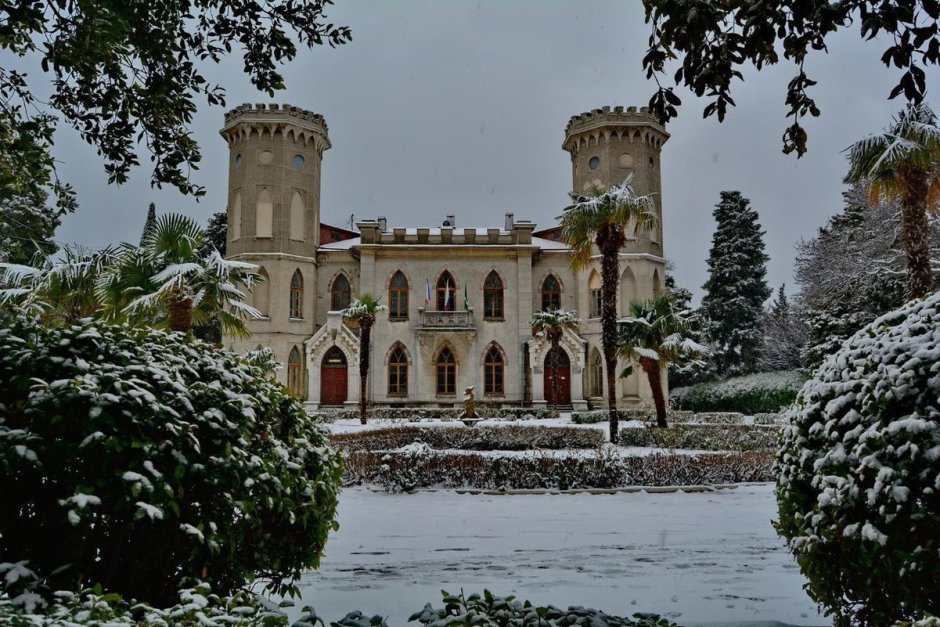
330 274 351 312
541 274 561 311
483 346 505 396
387 344 408 397
435 347 457 395
287 347 303 398
388 271 409 320
483 271 504 320
436 270 456 311
289 270 304 319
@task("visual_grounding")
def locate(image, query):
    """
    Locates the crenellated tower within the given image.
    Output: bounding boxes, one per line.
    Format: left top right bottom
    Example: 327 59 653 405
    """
562 106 669 254
220 103 331 393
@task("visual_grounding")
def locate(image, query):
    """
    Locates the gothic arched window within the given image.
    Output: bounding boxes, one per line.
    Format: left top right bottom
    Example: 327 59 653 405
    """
289 270 303 319
589 348 603 397
483 271 504 320
331 274 351 311
388 344 408 397
436 270 456 311
436 346 456 395
588 271 602 319
388 271 409 320
541 274 561 311
287 347 303 398
483 345 504 395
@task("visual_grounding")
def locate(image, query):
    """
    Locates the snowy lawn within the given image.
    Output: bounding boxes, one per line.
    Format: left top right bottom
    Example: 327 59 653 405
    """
293 484 822 626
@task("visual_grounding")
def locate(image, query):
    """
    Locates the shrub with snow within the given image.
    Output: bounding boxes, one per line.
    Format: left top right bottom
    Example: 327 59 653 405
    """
332 425 605 452
775 293 940 625
670 370 805 413
0 314 342 607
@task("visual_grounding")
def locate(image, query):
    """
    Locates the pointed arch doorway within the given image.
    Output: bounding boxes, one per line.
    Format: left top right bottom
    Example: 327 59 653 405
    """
320 346 348 406
543 347 571 407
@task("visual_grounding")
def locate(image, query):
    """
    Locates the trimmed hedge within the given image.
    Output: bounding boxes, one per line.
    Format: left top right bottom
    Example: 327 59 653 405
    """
670 370 806 413
312 406 559 422
571 408 694 424
346 448 774 491
331 425 605 452
617 424 779 451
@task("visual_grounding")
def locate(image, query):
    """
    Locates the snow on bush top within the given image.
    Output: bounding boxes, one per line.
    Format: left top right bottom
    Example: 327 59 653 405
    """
775 291 940 625
0 314 343 606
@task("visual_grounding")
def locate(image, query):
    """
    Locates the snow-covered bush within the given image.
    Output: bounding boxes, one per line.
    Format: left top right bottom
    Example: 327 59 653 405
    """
677 412 746 425
753 413 786 426
617 424 779 451
570 408 694 424
410 589 677 627
311 406 558 422
775 293 940 626
0 314 342 607
348 449 773 491
670 370 805 413
332 425 604 452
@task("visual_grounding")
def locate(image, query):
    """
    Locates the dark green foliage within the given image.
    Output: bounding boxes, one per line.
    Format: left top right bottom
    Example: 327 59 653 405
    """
331 425 605 452
615 424 780 452
0 314 342 607
347 448 774 492
410 589 678 627
775 292 940 625
701 192 771 375
670 371 806 414
759 285 806 372
642 1 940 156
1 0 351 207
0 187 68 265
198 211 229 258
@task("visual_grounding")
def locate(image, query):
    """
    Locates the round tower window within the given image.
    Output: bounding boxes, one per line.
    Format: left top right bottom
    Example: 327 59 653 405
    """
234 153 243 168
589 156 600 170
293 154 305 169
259 150 274 165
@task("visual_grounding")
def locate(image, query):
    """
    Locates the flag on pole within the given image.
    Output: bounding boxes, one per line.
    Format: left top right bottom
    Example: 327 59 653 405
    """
444 280 452 311
463 283 469 311
425 279 431 308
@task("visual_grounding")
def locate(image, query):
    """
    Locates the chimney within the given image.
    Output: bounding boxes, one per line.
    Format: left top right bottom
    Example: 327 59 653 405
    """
504 212 514 231
378 216 387 232
443 214 455 228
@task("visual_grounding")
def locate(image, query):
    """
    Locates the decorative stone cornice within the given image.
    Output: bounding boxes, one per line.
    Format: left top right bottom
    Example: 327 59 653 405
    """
219 103 331 153
563 105 669 153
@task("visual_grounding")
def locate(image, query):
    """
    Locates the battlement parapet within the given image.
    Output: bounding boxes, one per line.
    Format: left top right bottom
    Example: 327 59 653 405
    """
220 102 330 149
564 105 666 138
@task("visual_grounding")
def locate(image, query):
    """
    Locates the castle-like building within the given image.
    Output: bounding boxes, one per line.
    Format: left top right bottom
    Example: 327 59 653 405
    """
221 103 668 410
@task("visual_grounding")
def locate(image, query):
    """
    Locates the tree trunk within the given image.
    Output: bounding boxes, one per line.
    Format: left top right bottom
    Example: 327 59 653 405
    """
168 293 193 333
550 338 560 410
898 166 935 299
358 316 373 425
641 357 668 428
598 227 624 444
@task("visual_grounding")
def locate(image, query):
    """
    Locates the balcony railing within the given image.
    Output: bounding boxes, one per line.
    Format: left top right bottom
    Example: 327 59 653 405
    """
417 309 475 330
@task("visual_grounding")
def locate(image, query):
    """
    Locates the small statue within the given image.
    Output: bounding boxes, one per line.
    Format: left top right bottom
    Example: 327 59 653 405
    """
462 385 476 419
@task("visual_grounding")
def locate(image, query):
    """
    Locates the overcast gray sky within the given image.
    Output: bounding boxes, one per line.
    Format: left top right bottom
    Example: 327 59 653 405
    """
50 0 924 302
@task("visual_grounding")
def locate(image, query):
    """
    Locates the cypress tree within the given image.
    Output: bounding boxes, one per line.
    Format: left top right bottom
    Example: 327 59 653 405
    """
701 191 771 374
139 202 157 245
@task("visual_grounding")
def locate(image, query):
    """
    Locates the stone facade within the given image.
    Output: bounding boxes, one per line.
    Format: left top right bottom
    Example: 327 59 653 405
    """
222 103 669 410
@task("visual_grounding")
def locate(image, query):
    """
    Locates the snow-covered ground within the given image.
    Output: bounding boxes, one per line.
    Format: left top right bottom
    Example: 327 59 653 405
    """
293 484 822 626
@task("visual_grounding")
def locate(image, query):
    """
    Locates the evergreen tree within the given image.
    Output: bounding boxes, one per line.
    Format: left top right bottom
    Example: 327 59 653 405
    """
664 272 713 387
198 211 228 258
0 188 66 265
759 284 806 372
701 191 771 375
139 202 157 246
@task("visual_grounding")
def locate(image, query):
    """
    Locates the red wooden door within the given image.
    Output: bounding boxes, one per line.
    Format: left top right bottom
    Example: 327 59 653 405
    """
543 348 571 406
320 347 348 406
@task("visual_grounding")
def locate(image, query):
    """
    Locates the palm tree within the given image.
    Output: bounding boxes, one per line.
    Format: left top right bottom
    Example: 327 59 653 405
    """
530 308 580 411
113 214 262 336
844 103 940 299
559 175 657 443
342 295 388 424
0 245 118 324
618 293 706 428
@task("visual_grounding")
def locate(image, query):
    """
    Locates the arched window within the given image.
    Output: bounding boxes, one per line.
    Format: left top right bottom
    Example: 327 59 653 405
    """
231 191 242 240
436 346 456 395
289 270 303 319
388 344 408 397
588 271 602 319
589 349 603 397
256 187 273 238
253 267 270 316
331 274 351 311
289 191 305 241
388 271 409 320
653 269 662 297
483 271 504 320
436 270 456 311
541 274 561 311
287 347 303 398
483 345 504 395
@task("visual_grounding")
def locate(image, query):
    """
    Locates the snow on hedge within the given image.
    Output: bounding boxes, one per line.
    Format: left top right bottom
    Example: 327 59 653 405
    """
775 291 940 625
670 369 806 413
